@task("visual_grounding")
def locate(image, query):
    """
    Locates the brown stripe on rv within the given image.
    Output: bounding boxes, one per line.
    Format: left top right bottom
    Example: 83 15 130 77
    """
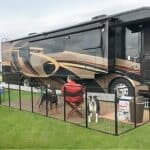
116 66 140 75
58 60 108 70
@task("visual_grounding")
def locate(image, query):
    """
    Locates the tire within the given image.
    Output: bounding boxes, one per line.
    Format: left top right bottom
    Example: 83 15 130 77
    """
109 78 135 97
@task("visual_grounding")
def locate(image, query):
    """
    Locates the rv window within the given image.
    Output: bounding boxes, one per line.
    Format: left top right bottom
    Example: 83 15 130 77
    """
29 29 102 55
125 28 141 61
29 37 65 53
65 29 101 51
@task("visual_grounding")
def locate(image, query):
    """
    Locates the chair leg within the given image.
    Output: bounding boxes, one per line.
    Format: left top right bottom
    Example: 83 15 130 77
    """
67 103 83 118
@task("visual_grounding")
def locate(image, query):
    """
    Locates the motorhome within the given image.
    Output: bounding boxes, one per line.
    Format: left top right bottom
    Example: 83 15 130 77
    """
2 7 150 96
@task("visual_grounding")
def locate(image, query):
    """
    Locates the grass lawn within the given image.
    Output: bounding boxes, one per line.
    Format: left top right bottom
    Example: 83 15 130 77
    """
0 106 150 149
1 89 39 102
89 118 133 134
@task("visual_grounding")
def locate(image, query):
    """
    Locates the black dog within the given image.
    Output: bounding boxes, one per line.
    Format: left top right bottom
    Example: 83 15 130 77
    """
38 89 58 112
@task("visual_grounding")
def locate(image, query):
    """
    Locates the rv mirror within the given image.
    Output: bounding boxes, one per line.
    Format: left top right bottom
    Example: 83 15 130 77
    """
128 56 131 61
127 56 140 63
101 28 105 32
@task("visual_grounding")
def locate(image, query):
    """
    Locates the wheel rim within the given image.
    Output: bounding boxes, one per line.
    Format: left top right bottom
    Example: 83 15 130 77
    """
114 83 129 98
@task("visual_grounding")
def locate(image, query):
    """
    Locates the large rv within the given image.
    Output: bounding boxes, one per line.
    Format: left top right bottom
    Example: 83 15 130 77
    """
2 7 150 96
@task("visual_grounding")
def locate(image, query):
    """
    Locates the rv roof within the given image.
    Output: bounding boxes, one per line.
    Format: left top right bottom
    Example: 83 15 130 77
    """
5 7 150 42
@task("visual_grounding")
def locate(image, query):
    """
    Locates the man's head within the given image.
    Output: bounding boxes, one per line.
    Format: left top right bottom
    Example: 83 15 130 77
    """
67 75 77 82
47 84 51 88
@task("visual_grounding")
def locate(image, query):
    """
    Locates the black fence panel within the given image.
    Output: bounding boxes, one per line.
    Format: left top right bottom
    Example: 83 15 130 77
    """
47 85 64 121
8 81 20 109
32 84 46 116
20 84 33 112
87 88 116 134
0 78 149 136
0 82 9 106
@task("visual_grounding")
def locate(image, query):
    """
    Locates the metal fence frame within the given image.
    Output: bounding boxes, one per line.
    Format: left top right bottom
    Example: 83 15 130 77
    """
0 81 149 136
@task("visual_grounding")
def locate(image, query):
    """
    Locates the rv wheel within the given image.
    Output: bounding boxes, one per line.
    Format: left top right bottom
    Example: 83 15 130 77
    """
109 78 134 97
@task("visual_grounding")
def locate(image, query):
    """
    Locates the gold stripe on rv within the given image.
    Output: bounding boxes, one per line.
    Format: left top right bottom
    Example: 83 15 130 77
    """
60 62 107 73
2 61 11 66
47 51 108 70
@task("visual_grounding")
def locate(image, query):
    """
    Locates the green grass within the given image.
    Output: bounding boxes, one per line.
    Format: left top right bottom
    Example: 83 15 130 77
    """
0 106 150 149
1 89 39 102
89 118 133 134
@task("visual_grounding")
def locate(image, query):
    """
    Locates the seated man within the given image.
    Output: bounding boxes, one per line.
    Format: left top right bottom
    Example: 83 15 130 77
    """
61 75 85 117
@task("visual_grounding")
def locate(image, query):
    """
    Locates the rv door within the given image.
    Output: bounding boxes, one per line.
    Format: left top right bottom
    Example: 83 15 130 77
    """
141 27 150 82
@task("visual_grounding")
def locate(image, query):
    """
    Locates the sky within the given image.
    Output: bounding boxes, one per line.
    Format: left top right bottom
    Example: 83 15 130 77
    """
1 0 150 41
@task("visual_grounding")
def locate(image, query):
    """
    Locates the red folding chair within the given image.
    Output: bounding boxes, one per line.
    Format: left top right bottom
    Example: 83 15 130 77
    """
66 101 83 118
64 86 84 118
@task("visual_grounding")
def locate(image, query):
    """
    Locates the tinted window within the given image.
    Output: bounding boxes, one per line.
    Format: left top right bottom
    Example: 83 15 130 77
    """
125 28 141 61
29 37 64 53
29 29 102 55
65 29 101 51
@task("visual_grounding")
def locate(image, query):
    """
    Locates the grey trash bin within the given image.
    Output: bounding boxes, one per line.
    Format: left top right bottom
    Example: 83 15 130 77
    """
130 96 145 123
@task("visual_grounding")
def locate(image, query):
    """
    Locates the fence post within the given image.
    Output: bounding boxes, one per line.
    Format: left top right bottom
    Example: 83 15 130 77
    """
0 89 1 105
133 88 136 128
0 94 1 105
19 84 22 110
31 85 34 113
0 81 1 105
85 87 88 128
149 98 150 122
115 91 118 136
45 85 48 117
8 82 10 107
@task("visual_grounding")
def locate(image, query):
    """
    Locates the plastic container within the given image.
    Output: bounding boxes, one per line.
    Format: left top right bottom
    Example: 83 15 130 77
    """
130 96 144 123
